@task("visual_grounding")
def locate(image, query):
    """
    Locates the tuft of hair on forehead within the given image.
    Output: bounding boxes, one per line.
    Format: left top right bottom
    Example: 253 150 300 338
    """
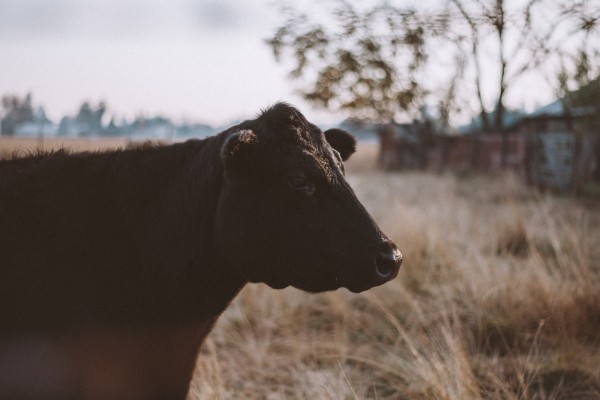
257 103 313 132
256 103 328 153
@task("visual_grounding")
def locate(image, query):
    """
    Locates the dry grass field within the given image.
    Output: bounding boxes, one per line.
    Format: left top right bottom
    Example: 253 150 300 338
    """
191 142 600 399
2 137 599 399
0 136 129 156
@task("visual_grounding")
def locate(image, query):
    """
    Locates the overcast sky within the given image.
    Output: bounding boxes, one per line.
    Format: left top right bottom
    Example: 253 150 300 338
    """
0 0 332 125
0 0 556 126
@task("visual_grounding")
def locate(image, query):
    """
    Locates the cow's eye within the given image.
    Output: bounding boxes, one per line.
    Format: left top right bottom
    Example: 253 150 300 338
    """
288 174 315 194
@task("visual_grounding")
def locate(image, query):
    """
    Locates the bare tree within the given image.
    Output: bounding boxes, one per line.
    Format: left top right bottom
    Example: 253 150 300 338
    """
446 0 600 164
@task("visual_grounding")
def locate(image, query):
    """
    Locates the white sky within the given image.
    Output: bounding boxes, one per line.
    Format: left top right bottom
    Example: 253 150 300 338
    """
0 0 336 126
0 0 557 126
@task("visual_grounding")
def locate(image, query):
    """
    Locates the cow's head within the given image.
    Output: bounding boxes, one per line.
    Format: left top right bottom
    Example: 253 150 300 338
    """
216 103 401 293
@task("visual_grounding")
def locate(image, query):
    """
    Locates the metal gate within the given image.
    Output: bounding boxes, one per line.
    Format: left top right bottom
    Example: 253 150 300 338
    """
530 132 596 191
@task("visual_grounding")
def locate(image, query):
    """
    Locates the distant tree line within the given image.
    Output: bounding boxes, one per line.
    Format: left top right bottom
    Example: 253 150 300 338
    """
0 94 216 138
0 94 106 136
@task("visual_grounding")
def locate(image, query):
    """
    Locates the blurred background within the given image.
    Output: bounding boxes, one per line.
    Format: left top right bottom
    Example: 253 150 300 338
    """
1 0 599 193
0 0 295 126
2 0 600 398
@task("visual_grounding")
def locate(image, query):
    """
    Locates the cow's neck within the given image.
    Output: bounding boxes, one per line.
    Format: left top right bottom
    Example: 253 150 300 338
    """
114 136 246 326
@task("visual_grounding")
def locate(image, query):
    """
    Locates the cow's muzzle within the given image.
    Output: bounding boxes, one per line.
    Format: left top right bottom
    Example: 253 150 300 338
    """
375 243 402 282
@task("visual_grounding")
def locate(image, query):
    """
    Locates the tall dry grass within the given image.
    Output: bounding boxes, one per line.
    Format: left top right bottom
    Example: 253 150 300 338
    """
190 143 600 399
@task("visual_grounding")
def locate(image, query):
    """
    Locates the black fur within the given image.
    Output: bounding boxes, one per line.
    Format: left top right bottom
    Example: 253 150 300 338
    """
324 128 357 161
0 103 400 399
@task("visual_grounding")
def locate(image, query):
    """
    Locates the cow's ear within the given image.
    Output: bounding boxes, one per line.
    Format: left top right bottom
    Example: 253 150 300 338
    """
221 129 259 182
324 129 356 161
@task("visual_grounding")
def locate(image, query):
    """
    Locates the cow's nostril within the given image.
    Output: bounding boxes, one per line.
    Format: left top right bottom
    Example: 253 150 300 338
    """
375 248 402 280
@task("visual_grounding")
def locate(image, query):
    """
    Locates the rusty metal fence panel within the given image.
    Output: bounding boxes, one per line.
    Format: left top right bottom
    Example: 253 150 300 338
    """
528 132 597 192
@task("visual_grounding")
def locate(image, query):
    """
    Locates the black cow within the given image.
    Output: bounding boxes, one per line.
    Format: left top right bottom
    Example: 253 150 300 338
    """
0 103 402 399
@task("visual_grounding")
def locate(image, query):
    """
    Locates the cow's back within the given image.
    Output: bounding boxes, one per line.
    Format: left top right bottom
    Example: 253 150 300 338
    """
0 142 231 330
0 152 146 331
